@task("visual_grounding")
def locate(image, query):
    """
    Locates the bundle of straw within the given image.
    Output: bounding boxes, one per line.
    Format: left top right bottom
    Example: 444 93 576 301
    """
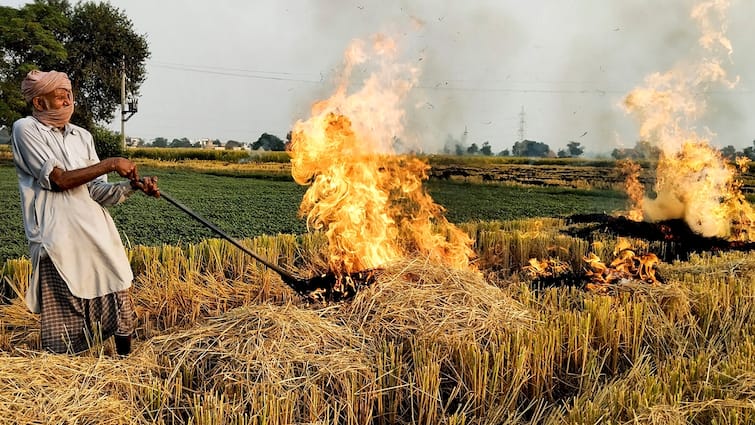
337 257 534 344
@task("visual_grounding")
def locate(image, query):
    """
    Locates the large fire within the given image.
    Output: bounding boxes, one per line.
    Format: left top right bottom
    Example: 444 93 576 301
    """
621 0 755 242
288 35 474 275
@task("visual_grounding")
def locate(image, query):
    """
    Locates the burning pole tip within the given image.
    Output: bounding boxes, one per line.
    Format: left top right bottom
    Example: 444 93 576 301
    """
292 268 382 303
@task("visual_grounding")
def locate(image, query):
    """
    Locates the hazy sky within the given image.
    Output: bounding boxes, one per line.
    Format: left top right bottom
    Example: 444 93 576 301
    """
3 0 754 154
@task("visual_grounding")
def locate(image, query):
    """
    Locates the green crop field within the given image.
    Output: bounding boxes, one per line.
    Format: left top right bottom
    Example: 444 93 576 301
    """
0 161 627 263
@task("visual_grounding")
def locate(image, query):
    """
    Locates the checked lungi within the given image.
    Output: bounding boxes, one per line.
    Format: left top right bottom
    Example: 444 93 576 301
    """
38 256 135 354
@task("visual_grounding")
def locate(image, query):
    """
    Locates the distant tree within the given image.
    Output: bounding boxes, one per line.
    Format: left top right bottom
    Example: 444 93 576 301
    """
0 1 150 130
635 140 660 160
744 140 755 160
480 142 492 156
170 137 191 148
252 133 285 151
454 143 465 156
512 139 552 157
152 137 167 147
557 149 569 158
566 141 584 157
611 148 627 160
466 143 479 155
285 131 293 149
225 140 243 149
720 145 737 160
497 149 510 157
611 140 660 161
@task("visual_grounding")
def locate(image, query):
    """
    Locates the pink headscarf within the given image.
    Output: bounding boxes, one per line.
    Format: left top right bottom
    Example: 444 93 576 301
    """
21 70 74 128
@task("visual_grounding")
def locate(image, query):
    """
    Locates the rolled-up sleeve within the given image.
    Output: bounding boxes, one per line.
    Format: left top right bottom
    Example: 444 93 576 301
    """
11 120 64 190
88 178 136 206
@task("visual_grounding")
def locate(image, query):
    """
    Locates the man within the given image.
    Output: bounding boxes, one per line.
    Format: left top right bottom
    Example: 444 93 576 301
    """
10 69 159 355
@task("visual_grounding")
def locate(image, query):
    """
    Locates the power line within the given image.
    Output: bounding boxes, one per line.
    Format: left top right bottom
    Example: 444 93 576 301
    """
147 60 754 95
148 61 323 83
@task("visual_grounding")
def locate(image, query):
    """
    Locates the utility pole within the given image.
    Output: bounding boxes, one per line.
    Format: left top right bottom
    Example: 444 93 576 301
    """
120 59 126 149
120 57 138 150
517 105 526 142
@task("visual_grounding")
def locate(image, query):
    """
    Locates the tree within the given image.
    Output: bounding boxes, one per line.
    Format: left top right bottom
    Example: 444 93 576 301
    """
466 143 479 155
720 145 737 160
252 133 285 151
170 137 192 148
225 140 243 149
566 141 584 157
0 2 69 126
454 143 465 156
67 2 149 128
611 140 661 161
512 140 552 157
0 1 149 130
152 137 168 147
480 142 492 156
744 140 755 160
89 124 122 158
497 149 510 157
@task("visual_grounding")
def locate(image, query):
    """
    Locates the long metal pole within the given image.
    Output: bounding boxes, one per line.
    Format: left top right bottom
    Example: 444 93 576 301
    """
120 59 126 150
158 191 302 283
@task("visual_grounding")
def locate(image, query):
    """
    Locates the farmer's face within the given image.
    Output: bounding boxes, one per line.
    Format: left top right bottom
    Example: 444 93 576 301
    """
34 88 72 111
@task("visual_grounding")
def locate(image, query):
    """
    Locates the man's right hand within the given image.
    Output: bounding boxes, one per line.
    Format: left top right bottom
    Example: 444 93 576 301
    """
108 157 138 181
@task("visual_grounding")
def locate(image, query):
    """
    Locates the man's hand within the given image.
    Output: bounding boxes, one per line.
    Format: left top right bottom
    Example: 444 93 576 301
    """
130 176 160 198
109 157 139 181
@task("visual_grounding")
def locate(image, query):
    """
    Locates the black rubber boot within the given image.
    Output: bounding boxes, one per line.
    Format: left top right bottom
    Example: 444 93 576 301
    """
114 334 132 356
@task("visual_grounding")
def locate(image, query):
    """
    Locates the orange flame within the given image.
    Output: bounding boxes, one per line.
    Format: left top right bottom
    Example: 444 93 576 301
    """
617 159 644 221
289 36 474 274
584 239 661 291
622 0 755 241
523 257 570 280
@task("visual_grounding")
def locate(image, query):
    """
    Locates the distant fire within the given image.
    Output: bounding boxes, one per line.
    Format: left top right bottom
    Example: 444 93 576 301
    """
620 0 755 242
523 257 570 280
524 239 662 292
618 159 644 222
583 239 661 292
288 35 474 276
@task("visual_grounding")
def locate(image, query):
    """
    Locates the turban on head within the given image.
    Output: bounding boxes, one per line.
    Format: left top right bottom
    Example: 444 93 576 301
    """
21 70 74 128
21 70 72 102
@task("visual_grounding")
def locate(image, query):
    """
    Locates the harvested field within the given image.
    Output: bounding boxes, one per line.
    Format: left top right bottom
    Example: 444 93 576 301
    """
1 219 753 424
430 162 755 193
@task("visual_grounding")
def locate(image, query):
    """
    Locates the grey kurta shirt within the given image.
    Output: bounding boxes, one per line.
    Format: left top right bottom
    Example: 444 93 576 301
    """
11 116 135 313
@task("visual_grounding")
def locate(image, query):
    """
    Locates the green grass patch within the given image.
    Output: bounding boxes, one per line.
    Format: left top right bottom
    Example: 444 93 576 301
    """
0 163 629 263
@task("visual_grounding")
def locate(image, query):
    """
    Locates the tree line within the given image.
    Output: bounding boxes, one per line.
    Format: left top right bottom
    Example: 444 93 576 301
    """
444 135 755 161
139 132 288 151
